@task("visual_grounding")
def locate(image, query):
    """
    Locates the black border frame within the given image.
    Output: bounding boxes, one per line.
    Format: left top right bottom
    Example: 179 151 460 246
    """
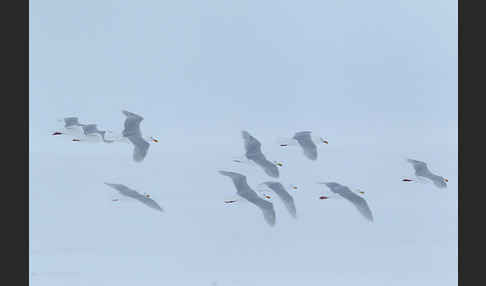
4 0 29 284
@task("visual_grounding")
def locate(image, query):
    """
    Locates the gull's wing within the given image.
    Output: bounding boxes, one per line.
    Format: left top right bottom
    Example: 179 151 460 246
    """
321 182 373 222
80 124 114 143
293 131 318 160
241 131 279 178
241 130 263 159
127 135 150 162
104 183 163 212
252 157 279 178
219 171 276 226
104 183 140 198
122 110 144 137
262 182 297 218
407 159 430 177
81 124 98 135
64 117 84 128
246 197 276 227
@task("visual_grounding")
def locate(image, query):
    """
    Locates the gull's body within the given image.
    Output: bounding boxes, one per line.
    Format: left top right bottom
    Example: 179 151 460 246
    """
407 159 447 189
104 183 163 212
120 110 151 162
260 181 297 218
242 131 279 178
318 182 374 222
219 171 276 226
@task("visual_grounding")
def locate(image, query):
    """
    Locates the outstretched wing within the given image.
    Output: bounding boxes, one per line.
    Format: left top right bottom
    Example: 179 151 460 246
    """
127 136 150 162
122 110 144 137
407 159 430 177
241 130 263 159
293 131 318 161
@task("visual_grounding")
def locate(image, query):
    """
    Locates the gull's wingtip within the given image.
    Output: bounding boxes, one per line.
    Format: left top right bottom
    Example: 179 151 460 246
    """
122 110 141 117
241 130 250 138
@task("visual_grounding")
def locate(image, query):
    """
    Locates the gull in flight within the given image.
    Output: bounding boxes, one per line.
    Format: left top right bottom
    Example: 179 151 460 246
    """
317 182 374 222
405 159 448 189
219 170 276 227
112 110 159 162
278 131 328 161
258 181 297 219
104 183 163 212
74 124 114 143
239 131 279 178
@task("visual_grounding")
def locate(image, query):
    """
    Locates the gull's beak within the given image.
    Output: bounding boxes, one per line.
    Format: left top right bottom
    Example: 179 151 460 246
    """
320 137 328 144
444 178 449 182
52 132 63 136
152 138 159 143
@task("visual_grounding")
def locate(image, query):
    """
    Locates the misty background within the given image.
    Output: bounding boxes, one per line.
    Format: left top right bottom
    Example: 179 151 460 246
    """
30 0 457 285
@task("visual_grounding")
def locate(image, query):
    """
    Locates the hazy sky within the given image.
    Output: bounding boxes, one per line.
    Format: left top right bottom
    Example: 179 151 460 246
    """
30 1 457 285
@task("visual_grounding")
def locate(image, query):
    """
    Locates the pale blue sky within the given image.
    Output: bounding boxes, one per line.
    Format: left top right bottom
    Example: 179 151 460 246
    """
30 1 457 285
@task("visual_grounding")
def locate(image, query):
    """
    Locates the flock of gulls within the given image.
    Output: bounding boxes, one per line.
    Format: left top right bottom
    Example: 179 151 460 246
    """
52 110 449 227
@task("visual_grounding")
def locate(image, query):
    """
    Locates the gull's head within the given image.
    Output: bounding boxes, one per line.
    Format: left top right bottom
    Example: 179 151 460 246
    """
273 161 283 167
444 178 449 182
320 137 329 144
52 131 63 136
149 136 159 143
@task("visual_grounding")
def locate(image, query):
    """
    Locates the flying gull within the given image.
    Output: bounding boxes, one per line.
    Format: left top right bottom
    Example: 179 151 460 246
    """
406 159 448 189
241 131 279 178
259 181 297 219
278 131 328 161
104 183 163 212
219 170 276 226
318 182 374 222
119 110 158 162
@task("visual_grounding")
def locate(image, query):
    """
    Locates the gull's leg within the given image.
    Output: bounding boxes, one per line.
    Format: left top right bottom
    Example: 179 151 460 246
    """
275 137 299 147
231 156 254 166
